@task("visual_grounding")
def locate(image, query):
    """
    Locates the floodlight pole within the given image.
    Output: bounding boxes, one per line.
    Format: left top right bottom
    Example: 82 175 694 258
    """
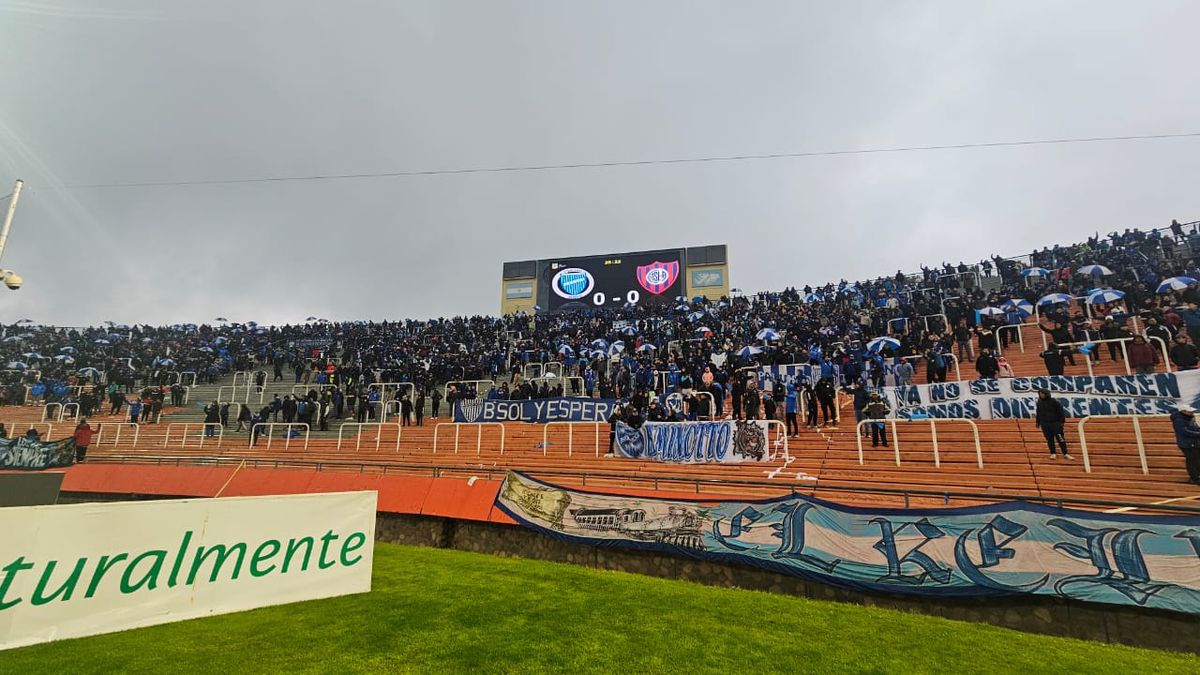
0 179 25 266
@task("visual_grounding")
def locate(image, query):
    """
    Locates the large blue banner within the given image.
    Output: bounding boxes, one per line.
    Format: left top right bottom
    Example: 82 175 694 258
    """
757 364 839 388
454 397 619 424
614 421 773 464
0 437 75 470
497 472 1200 614
877 371 1200 420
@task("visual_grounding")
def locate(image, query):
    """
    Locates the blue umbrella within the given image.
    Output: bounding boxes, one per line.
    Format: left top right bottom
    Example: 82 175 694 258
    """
213 336 229 344
803 292 823 303
94 339 111 346
637 343 657 353
22 352 43 360
590 338 609 349
691 296 704 303
1021 267 1051 277
1002 299 1034 317
736 345 764 358
53 355 75 364
159 358 177 367
589 349 606 359
756 328 781 341
1037 293 1073 306
1 336 21 343
16 318 33 324
1157 276 1197 293
619 325 637 336
78 367 101 377
532 305 543 312
979 307 1006 317
673 304 689 312
1087 289 1125 304
113 323 131 330
1078 264 1113 276
608 341 626 355
199 346 214 353
866 337 901 353
686 311 706 322
59 346 76 353
6 361 28 370
694 326 713 338
557 345 574 357
674 296 688 302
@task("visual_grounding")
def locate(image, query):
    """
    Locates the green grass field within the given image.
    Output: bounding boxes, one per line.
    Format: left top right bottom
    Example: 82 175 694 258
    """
2 543 1196 674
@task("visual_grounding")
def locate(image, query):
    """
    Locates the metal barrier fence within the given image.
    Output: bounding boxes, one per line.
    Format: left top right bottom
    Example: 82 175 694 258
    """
162 423 223 448
432 422 506 455
337 422 402 452
249 422 310 450
1075 414 1170 475
93 422 139 447
541 421 604 456
855 418 982 468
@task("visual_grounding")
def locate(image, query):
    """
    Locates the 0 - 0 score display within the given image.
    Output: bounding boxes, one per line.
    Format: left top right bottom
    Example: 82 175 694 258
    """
542 250 684 312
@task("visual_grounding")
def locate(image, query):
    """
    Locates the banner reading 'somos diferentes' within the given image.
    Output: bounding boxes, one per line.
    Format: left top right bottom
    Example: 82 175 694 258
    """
0 491 377 650
880 371 1200 420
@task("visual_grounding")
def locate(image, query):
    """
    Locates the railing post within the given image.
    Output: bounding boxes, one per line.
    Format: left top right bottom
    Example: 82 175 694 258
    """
1131 416 1149 475
1077 418 1092 473
855 420 866 464
929 419 940 468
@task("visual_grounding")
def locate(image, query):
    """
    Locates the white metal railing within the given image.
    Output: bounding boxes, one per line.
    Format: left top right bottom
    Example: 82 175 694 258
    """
162 422 223 448
8 422 54 440
855 418 982 468
522 363 543 380
1147 335 1173 373
249 422 310 450
1051 337 1149 377
542 362 564 378
541 421 604 457
61 402 79 421
1075 414 1171 475
444 380 493 402
367 382 415 403
41 402 62 422
337 422 402 451
93 422 139 448
432 422 506 455
897 351 963 383
763 419 790 461
230 371 252 388
994 323 1026 356
180 371 198 387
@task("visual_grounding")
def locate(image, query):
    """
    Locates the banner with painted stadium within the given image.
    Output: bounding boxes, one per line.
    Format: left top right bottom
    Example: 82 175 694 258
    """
0 437 75 471
454 397 620 424
879 370 1200 420
496 471 1200 614
613 420 775 464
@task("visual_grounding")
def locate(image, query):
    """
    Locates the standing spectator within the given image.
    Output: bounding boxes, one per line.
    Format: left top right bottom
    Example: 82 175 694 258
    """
203 401 221 437
400 395 414 427
1169 405 1200 485
894 358 914 386
431 388 442 418
415 391 426 426
1127 335 1158 374
850 383 869 437
953 320 975 363
784 382 800 437
815 378 837 427
1170 334 1200 370
864 393 891 447
1035 390 1072 460
1040 344 1067 376
73 418 93 463
975 348 999 379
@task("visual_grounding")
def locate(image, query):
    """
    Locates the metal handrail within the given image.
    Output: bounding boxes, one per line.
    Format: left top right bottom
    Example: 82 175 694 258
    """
432 422 506 455
1075 414 1171 474
78 453 1200 514
337 422 402 452
855 418 982 468
541 421 603 457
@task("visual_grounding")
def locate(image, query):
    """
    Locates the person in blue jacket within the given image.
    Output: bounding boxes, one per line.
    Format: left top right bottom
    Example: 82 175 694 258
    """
1170 405 1200 485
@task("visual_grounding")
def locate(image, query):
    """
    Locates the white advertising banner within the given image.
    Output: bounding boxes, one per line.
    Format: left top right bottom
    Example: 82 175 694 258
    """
0 491 377 650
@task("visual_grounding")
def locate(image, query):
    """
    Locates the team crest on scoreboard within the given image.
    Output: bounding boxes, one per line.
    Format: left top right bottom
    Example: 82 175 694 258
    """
551 267 595 300
636 261 679 295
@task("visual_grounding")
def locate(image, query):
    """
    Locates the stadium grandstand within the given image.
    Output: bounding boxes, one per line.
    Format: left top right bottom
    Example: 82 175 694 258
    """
3 218 1200 506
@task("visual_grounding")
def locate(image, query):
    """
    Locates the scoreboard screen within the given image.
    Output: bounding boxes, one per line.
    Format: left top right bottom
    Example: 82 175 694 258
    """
538 248 685 312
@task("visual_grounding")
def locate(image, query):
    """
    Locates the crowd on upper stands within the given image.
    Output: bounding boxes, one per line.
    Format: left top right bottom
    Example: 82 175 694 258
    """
3 218 1199 433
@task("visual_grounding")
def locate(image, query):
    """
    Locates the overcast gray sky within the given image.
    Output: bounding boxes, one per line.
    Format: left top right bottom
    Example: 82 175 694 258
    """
0 1 1197 326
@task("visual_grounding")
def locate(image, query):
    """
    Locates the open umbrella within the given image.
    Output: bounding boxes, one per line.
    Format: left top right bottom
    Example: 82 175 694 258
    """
1157 276 1197 294
213 336 229 345
53 355 75 364
1078 264 1113 276
590 338 609 349
22 352 43 360
557 345 574 357
94 339 111 346
736 345 764 358
694 326 713 338
608 341 626 355
15 318 33 324
1087 289 1125 304
686 311 706 322
637 343 657 353
78 367 101 377
6 361 28 370
58 346 76 353
159 358 177 367
619 325 637 336
1037 293 1073 306
589 349 606 359
979 307 1006 317
1002 299 1034 317
673 303 689 312
866 337 901 353
756 328 781 341
1 336 21 343
674 296 688 302
198 346 214 353
803 292 823 303
1020 267 1051 278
